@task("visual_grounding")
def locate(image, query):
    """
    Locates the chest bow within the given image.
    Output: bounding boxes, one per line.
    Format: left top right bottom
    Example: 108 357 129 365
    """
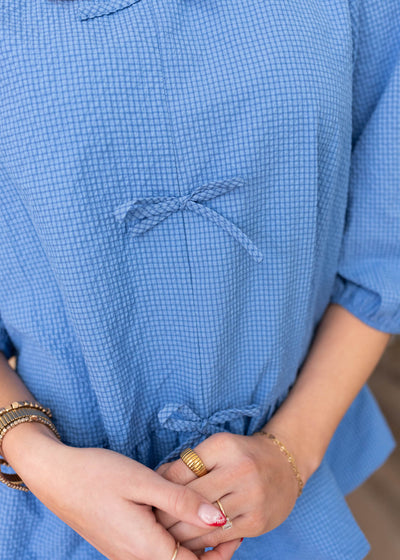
113 177 264 263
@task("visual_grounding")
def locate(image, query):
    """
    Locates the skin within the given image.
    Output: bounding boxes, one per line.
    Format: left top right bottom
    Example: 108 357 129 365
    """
0 358 241 560
154 431 300 551
153 303 392 551
0 303 391 558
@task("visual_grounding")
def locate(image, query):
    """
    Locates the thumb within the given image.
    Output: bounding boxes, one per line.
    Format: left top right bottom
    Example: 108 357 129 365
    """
145 472 227 530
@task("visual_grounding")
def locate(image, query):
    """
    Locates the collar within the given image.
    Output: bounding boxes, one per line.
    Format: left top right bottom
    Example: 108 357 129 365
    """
77 0 142 22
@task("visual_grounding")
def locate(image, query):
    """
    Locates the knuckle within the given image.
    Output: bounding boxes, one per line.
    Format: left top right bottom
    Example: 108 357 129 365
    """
237 453 258 476
164 462 184 484
205 530 225 549
252 478 268 499
170 485 191 518
209 431 233 451
249 509 267 535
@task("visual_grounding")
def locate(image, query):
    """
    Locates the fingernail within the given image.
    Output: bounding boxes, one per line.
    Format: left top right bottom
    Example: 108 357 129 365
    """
198 503 227 526
240 538 244 542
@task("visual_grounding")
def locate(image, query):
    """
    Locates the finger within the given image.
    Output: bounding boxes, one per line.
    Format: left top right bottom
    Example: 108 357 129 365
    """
117 502 192 560
181 515 247 552
158 435 225 488
154 460 199 529
154 461 175 477
134 470 227 530
155 434 237 530
119 501 214 560
201 538 242 559
166 493 241 544
163 541 231 560
171 541 241 560
158 455 202 486
156 466 238 530
155 449 211 529
154 452 212 530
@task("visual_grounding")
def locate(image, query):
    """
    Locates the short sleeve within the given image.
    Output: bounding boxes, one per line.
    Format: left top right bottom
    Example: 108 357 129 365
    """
0 315 15 360
329 0 400 333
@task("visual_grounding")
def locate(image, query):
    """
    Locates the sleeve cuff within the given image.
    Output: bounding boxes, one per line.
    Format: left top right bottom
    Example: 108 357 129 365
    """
329 274 400 334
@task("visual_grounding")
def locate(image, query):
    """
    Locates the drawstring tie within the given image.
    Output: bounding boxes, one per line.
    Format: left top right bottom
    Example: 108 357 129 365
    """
113 177 264 263
155 402 262 465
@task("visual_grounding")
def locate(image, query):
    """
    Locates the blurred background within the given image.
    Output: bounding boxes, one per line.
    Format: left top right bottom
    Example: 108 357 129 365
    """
345 335 400 558
8 335 399 558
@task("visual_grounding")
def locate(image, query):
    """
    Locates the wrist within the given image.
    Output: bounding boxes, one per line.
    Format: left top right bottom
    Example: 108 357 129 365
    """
258 413 323 486
1 421 64 479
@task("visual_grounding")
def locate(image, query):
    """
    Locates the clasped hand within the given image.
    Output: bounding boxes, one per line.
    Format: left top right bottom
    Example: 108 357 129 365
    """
9 425 299 560
154 431 299 555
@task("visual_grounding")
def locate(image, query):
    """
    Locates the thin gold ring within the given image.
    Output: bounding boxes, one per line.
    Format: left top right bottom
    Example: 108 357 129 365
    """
180 448 208 477
216 499 233 530
170 540 180 560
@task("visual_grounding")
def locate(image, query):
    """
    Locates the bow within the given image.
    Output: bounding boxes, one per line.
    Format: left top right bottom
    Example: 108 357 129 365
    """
154 402 262 466
113 177 264 263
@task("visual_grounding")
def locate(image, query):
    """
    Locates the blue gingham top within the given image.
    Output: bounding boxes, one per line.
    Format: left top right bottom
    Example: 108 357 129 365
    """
0 1 399 558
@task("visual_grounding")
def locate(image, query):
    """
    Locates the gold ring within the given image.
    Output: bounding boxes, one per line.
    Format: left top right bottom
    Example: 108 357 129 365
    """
216 499 233 530
180 448 208 477
170 540 180 560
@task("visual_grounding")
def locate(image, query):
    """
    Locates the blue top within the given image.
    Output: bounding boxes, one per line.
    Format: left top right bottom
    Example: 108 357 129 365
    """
0 1 398 558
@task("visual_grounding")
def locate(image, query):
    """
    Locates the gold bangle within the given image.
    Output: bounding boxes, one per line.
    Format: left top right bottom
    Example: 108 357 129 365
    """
0 409 61 492
0 409 61 456
0 408 53 438
0 458 29 492
0 400 52 418
254 431 304 497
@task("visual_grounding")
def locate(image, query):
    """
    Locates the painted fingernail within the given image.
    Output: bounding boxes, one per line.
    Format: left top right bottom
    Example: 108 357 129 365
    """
198 503 227 526
240 538 244 542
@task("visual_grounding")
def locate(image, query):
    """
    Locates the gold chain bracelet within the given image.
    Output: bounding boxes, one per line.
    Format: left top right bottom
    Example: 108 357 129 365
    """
254 431 304 497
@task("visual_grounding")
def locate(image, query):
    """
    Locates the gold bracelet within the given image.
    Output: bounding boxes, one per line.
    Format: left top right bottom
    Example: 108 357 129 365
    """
0 406 61 492
0 408 61 455
0 400 52 418
254 431 304 497
0 457 29 492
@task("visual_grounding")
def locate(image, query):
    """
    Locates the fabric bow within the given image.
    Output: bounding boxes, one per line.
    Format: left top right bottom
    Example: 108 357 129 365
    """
155 402 262 466
113 177 264 263
158 402 262 435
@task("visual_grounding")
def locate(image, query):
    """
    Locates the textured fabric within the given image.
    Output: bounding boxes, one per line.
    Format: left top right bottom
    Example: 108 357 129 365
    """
0 0 398 558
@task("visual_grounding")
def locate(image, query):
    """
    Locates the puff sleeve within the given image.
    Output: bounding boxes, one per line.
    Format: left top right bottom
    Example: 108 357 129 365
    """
0 316 15 360
329 0 400 333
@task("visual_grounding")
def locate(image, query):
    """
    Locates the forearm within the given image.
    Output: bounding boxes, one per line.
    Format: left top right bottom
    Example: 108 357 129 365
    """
262 303 391 485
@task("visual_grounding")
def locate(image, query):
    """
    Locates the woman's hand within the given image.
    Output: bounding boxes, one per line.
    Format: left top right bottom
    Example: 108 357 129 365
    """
154 431 300 552
2 423 242 560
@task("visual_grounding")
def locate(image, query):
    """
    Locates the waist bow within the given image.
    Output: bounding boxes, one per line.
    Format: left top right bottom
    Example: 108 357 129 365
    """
156 402 262 465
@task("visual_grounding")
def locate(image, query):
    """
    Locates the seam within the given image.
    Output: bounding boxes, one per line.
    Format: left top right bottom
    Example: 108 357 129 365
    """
148 1 207 415
347 0 360 73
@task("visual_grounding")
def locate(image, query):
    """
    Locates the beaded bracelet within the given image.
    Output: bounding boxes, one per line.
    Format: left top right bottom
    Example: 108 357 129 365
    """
253 431 304 497
0 403 61 492
0 400 52 418
0 457 30 492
